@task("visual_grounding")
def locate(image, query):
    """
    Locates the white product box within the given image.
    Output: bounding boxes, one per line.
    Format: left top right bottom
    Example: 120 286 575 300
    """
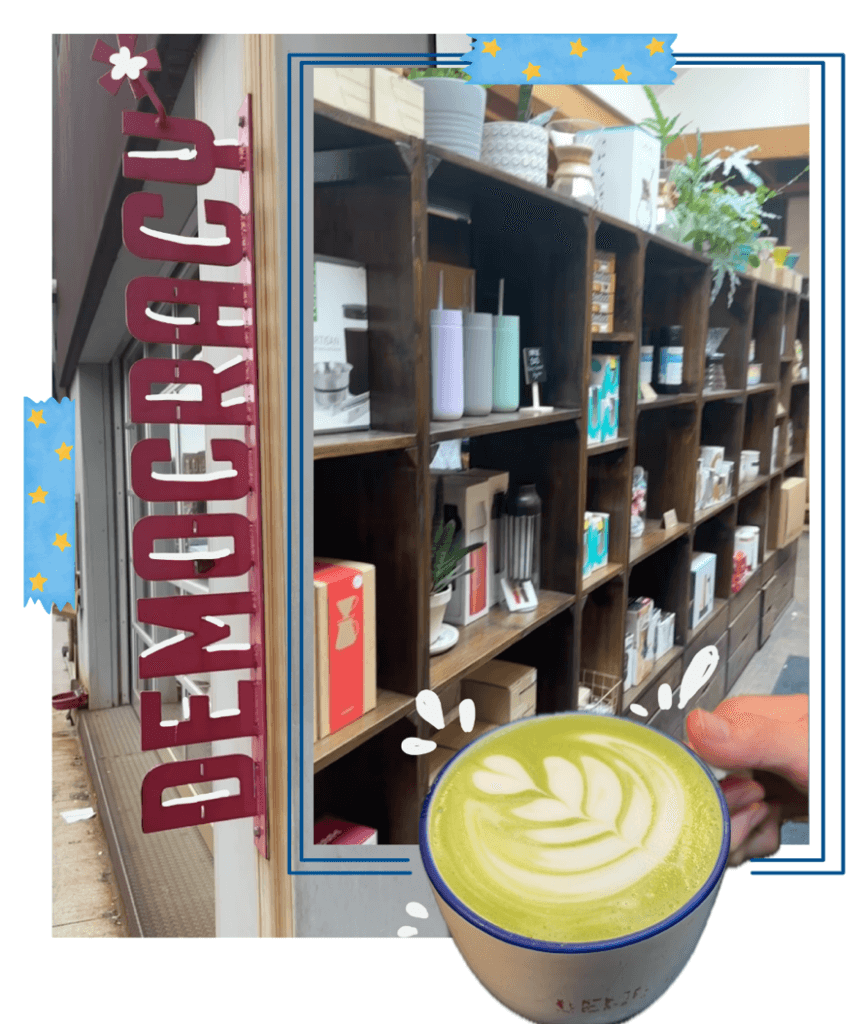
647 607 660 663
591 127 661 233
313 256 371 434
451 469 510 607
740 449 760 481
690 552 717 629
735 525 761 573
699 445 726 472
624 631 637 692
656 611 675 658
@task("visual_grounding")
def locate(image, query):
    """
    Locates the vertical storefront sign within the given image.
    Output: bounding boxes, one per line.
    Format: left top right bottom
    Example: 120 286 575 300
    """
93 37 268 855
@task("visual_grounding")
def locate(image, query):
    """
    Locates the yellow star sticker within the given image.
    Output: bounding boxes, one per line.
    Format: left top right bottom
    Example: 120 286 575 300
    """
55 442 73 461
570 39 588 57
613 64 632 83
523 62 541 81
28 486 48 504
28 409 46 428
53 533 72 553
29 573 47 592
646 38 665 56
482 39 501 57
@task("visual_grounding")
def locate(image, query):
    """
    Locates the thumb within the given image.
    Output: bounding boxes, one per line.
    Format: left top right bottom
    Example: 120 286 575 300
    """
686 707 808 792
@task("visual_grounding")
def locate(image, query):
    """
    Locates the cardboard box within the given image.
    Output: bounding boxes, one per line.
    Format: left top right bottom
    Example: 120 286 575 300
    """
314 816 377 845
313 558 377 737
626 597 654 683
593 252 617 276
690 552 717 629
461 660 537 723
779 477 807 546
370 67 424 137
449 468 510 607
313 67 371 118
591 295 615 315
436 475 490 626
591 312 615 334
591 275 617 295
313 256 371 434
591 127 660 233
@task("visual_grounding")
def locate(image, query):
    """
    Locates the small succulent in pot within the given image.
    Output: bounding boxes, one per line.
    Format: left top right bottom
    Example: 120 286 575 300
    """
431 476 484 595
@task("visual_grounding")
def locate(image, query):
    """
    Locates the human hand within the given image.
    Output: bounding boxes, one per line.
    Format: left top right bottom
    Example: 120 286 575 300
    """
685 694 808 867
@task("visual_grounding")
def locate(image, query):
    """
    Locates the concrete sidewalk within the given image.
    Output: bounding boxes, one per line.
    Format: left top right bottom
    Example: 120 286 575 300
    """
52 614 128 937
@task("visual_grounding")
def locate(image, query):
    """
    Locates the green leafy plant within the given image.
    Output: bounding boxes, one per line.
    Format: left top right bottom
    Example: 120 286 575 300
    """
640 85 690 151
407 66 474 81
661 131 807 305
431 477 484 595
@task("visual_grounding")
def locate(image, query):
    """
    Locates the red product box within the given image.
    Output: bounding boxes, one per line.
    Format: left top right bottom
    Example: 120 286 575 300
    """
314 815 378 845
313 558 376 737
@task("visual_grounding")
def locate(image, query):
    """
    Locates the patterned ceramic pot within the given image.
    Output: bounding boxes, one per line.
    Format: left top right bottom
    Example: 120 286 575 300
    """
416 79 486 161
481 122 549 187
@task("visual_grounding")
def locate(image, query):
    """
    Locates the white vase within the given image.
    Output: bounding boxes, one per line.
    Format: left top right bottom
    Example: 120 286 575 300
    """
415 79 486 161
481 122 549 187
429 585 452 645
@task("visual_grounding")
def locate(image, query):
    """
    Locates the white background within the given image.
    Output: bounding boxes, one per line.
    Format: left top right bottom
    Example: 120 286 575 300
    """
6 5 861 1022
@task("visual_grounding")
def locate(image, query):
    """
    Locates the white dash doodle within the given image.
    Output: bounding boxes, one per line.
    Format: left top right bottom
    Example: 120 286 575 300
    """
459 698 476 733
628 703 649 717
678 646 720 708
657 683 673 711
398 901 430 937
401 737 437 757
416 689 445 730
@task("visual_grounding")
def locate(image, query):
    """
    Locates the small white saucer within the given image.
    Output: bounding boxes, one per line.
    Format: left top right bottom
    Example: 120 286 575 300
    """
430 623 459 655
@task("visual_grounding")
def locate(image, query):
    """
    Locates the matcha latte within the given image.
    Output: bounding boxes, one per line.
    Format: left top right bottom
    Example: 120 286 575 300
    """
421 713 726 947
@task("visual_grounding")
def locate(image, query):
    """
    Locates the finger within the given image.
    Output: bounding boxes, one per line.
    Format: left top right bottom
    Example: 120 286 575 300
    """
729 801 770 854
740 805 784 862
686 707 808 791
714 694 808 726
719 775 765 813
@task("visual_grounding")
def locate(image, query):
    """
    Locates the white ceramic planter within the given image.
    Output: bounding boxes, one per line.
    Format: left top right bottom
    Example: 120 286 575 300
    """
415 79 486 161
430 585 452 645
481 122 549 187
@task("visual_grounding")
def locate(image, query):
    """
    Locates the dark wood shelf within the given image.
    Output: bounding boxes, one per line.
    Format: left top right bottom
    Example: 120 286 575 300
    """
627 645 684 709
739 473 770 498
638 392 698 412
581 562 624 596
792 376 809 386
587 435 630 456
314 429 416 460
313 99 414 150
429 590 576 691
313 689 416 773
688 598 728 645
430 407 580 443
746 383 778 395
786 451 806 468
629 523 689 567
694 496 736 526
702 388 743 402
592 332 636 343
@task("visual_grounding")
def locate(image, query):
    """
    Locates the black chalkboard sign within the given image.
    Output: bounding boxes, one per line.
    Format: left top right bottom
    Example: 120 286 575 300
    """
522 347 547 384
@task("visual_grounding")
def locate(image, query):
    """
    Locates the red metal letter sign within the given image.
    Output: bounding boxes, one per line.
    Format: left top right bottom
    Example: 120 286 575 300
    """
141 754 257 833
132 513 253 581
128 358 252 426
139 684 261 751
123 110 243 184
126 277 249 348
122 193 244 266
130 438 251 503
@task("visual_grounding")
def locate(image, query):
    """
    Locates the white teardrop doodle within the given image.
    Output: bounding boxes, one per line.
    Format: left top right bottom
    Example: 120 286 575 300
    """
678 645 720 708
628 703 649 717
459 698 476 733
401 737 437 757
416 689 445 730
406 902 429 919
657 683 673 710
397 925 418 938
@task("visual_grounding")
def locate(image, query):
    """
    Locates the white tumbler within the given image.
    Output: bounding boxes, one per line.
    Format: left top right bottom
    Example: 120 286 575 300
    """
430 309 464 421
462 312 494 416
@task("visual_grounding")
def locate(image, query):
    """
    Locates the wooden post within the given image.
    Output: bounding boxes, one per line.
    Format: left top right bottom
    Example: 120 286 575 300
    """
244 34 293 937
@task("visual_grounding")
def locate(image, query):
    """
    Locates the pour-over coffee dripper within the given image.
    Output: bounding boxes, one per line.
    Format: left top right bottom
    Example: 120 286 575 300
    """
704 328 729 392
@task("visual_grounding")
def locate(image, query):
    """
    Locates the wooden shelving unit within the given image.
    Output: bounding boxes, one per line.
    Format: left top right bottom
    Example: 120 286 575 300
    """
310 103 808 844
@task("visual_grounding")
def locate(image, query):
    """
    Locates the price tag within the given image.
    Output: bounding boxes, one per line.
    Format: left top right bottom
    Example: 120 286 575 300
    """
662 509 679 530
522 347 547 385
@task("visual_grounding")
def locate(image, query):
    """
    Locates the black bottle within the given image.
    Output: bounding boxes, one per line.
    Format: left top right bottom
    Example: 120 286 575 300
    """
655 325 684 394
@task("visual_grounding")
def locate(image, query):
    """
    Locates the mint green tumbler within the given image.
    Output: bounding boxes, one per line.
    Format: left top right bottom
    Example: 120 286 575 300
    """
492 315 520 412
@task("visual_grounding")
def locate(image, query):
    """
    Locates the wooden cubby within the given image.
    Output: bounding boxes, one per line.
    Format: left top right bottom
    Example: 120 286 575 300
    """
310 102 809 846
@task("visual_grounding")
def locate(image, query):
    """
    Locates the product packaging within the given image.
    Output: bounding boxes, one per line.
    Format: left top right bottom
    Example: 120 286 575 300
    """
461 660 537 724
593 252 617 276
313 256 371 433
583 511 610 577
778 477 807 547
690 552 717 629
623 631 637 692
435 474 490 626
591 127 660 232
631 466 648 537
740 449 760 482
313 558 377 737
626 597 655 683
587 384 601 445
699 445 726 472
590 354 620 442
734 525 761 573
314 816 378 845
450 468 510 607
656 611 676 658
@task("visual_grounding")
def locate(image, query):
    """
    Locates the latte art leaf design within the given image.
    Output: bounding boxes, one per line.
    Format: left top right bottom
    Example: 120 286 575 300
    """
472 755 539 796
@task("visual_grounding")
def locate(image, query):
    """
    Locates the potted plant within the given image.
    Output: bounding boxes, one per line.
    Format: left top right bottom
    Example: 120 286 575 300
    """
659 131 799 305
639 85 691 223
480 84 555 187
430 478 483 645
406 66 486 161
